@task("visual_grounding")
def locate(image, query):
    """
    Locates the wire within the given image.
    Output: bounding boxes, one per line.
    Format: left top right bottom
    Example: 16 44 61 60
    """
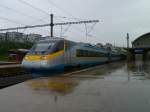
61 24 71 37
87 22 97 34
17 0 49 15
0 4 48 23
47 0 88 21
0 0 98 39
0 3 50 37
46 0 98 38
16 0 52 33
0 16 24 25
54 15 87 21
29 16 49 25
0 16 50 34
47 0 74 17
54 16 97 38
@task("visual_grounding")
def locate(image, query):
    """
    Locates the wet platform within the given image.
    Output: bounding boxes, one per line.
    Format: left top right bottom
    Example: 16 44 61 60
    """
1 61 150 112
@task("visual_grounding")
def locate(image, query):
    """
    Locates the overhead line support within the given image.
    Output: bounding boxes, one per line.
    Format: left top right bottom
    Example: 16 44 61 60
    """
0 20 99 31
0 14 99 37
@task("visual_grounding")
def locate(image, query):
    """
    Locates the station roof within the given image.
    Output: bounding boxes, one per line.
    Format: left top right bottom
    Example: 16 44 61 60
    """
133 32 150 44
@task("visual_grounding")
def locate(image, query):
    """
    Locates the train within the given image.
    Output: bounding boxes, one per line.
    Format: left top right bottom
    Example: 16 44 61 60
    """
21 37 126 73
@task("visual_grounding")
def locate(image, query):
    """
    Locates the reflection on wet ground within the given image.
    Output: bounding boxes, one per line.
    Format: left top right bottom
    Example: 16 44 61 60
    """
1 61 150 112
27 77 78 95
26 61 150 95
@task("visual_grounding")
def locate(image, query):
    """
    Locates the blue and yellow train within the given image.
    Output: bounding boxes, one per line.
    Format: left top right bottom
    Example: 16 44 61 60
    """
21 37 126 72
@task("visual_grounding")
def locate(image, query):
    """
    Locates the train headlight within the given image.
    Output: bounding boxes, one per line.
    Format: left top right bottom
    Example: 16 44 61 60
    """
24 56 29 60
41 56 48 60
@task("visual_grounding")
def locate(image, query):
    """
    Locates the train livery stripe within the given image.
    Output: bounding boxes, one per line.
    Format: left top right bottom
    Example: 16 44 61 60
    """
47 50 64 60
24 50 64 61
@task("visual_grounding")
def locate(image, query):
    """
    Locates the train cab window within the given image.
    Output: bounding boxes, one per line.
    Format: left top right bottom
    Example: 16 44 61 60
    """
50 40 64 53
28 41 56 55
35 43 54 52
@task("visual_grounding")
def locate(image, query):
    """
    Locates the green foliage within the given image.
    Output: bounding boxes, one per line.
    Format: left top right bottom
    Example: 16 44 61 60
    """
0 54 9 61
0 40 33 54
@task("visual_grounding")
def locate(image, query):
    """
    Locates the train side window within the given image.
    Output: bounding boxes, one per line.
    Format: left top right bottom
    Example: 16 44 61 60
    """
76 49 107 57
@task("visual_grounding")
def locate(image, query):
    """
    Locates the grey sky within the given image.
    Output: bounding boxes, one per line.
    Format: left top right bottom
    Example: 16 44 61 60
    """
0 0 150 46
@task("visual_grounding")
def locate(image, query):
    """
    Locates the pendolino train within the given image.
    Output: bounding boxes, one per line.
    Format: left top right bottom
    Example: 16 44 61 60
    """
21 37 126 73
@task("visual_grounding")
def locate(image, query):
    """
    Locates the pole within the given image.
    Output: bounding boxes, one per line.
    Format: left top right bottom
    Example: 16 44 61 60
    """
50 14 54 37
127 33 129 48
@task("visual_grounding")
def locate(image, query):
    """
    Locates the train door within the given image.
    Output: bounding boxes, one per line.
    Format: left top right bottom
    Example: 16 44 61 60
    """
64 40 71 65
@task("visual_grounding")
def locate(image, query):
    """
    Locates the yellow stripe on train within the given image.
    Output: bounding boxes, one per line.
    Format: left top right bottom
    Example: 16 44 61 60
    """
24 50 64 62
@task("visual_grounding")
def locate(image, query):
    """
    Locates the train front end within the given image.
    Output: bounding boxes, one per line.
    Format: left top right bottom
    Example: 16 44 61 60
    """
21 38 65 72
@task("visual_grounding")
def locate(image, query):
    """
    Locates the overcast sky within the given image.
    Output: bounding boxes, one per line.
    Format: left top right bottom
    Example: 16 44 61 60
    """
0 0 150 46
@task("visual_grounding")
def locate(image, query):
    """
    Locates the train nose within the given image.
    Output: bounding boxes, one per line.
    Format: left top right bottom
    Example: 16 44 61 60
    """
21 60 48 69
21 55 50 69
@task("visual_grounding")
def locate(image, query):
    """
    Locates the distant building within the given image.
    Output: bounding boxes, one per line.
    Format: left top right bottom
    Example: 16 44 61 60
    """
0 32 44 43
23 33 42 42
0 32 24 42
0 33 6 41
6 32 23 42
104 43 113 48
96 43 103 48
132 33 150 48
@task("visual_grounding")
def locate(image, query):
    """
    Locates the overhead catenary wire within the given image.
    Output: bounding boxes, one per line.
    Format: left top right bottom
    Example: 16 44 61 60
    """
46 0 89 34
0 0 99 40
0 2 52 34
54 16 87 21
16 0 57 34
54 15 95 37
87 22 97 34
60 24 71 37
17 0 98 38
17 0 85 36
0 2 50 33
0 16 49 35
17 0 49 15
47 0 91 21
0 16 25 25
47 0 75 18
0 4 48 23
0 15 49 35
54 17 85 38
0 15 98 41
46 0 98 37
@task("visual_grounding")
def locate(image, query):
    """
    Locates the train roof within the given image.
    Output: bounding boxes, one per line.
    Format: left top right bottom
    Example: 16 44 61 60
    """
40 37 64 41
78 42 108 53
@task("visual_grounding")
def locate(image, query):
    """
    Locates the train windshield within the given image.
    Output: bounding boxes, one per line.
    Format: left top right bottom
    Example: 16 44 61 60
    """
29 41 56 55
35 43 54 51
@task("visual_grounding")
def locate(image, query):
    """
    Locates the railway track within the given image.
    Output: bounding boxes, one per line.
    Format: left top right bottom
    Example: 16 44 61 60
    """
0 71 32 89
